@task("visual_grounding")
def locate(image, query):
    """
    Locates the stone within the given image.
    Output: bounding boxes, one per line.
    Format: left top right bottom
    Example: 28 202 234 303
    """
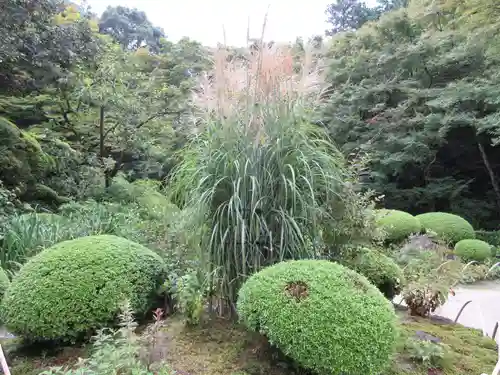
402 234 439 252
414 330 442 343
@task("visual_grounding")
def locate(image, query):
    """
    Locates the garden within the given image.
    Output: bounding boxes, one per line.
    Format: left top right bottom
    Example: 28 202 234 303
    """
1 0 500 374
3 168 500 375
1 43 500 375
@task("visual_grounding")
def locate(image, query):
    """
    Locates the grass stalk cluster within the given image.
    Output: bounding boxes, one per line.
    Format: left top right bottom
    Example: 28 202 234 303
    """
169 29 356 307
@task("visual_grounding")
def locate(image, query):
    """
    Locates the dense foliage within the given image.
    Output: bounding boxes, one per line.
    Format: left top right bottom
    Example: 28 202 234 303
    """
237 259 398 375
1 235 166 341
454 239 492 262
416 212 475 244
0 268 9 299
375 209 421 242
476 230 500 248
342 247 405 299
323 0 500 229
0 0 208 211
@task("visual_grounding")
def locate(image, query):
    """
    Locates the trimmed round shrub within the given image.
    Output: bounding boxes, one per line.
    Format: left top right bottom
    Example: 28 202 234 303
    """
416 212 475 244
1 235 166 341
375 209 421 242
0 268 9 299
344 248 405 299
454 239 492 262
237 259 398 375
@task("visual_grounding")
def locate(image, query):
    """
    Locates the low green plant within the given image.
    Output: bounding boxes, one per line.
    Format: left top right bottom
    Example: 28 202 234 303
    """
342 247 405 299
460 263 490 283
39 302 173 375
0 213 69 274
165 268 205 326
454 239 492 262
106 176 179 222
487 260 500 279
0 200 169 276
237 259 398 375
405 338 447 369
416 212 475 245
58 199 182 254
375 209 421 242
0 267 9 300
58 200 141 239
402 250 462 316
2 235 167 341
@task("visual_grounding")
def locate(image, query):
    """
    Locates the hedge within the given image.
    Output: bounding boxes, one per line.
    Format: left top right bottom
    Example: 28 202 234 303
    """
416 212 475 244
1 235 167 341
375 209 421 242
237 259 398 374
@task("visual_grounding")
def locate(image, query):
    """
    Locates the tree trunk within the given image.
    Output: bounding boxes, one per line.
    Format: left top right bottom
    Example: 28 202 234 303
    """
477 140 500 212
99 106 111 188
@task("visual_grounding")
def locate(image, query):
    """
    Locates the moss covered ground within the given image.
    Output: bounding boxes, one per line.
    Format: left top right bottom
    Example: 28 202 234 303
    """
4 313 498 375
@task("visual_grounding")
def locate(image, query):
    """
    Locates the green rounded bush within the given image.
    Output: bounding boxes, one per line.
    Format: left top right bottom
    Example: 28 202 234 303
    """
416 212 475 244
0 268 9 299
345 248 405 299
454 239 492 262
375 209 421 242
237 259 398 375
1 235 166 341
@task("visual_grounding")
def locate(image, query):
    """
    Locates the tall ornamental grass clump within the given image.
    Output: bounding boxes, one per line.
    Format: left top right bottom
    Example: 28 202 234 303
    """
0 213 67 274
169 37 364 306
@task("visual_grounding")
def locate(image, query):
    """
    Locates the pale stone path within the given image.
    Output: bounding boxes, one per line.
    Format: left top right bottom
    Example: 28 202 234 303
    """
433 280 500 337
395 280 500 337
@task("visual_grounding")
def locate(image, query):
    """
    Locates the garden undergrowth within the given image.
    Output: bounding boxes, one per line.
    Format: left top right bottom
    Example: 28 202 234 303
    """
389 316 498 374
4 314 498 375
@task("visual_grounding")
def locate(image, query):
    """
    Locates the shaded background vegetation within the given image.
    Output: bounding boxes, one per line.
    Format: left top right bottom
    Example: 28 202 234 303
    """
1 0 499 228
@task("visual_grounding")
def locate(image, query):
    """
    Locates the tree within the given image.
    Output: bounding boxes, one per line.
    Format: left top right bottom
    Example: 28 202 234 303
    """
0 0 99 94
325 0 410 35
98 6 165 53
0 1 103 206
325 0 378 35
322 0 500 228
0 1 207 207
377 0 409 12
